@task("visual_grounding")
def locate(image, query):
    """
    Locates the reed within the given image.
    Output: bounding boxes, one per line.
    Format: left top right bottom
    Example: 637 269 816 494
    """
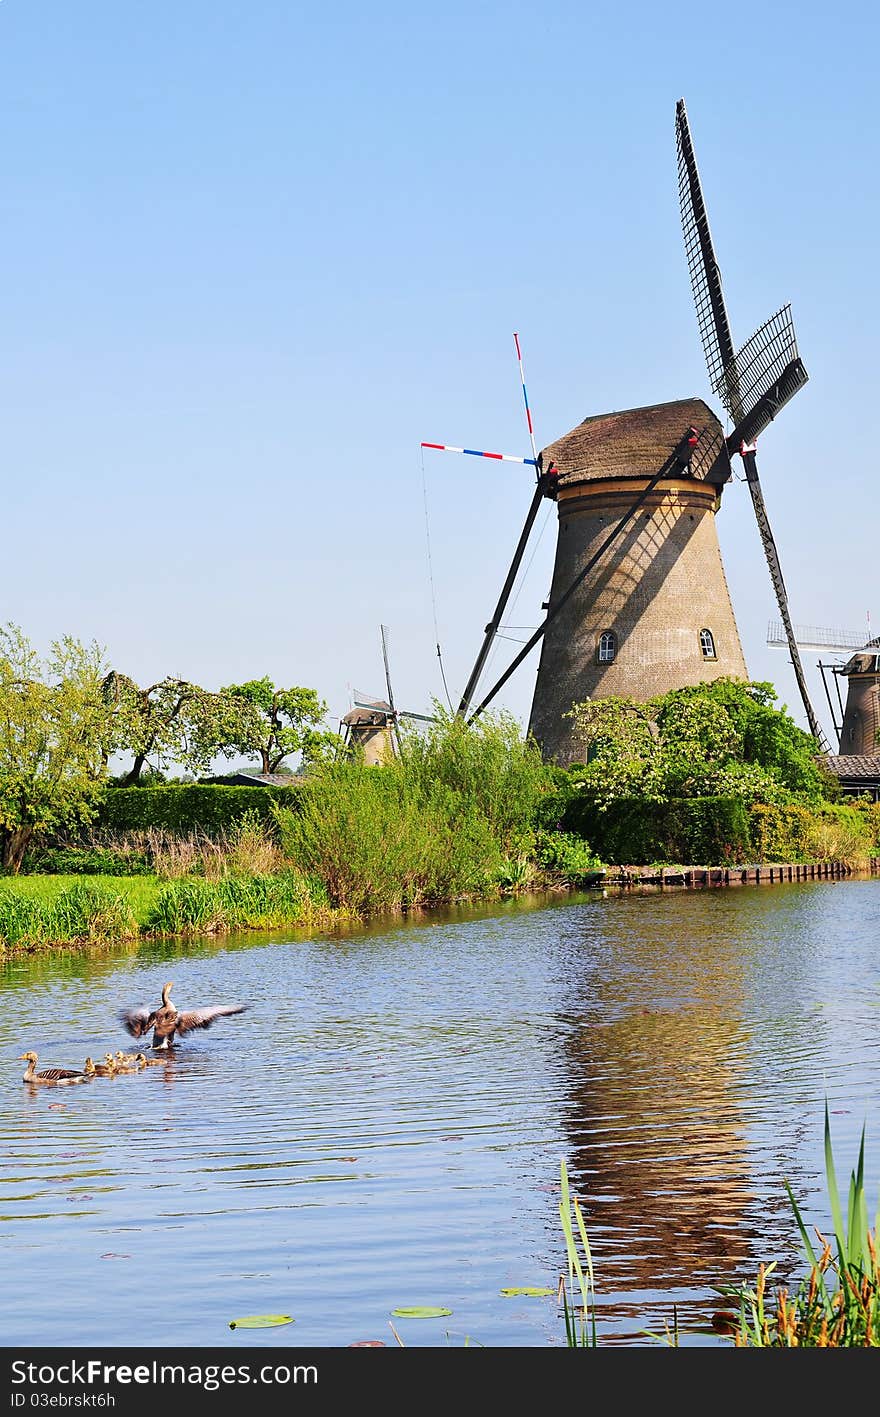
727 1102 879 1346
142 869 317 936
558 1159 598 1347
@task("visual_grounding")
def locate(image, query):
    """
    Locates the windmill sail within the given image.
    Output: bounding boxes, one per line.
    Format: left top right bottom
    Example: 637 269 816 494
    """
675 98 828 749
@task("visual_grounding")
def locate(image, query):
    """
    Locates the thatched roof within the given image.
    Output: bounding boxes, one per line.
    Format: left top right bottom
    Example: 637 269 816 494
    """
541 396 731 488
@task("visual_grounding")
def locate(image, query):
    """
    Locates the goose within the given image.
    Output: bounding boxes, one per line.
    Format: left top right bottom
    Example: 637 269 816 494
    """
119 981 247 1051
83 1056 116 1077
112 1052 145 1072
20 1052 92 1086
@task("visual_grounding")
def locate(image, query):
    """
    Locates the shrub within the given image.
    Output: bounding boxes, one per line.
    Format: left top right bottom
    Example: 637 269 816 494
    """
749 802 875 864
96 784 296 837
273 756 502 915
560 796 751 866
535 830 605 883
20 842 152 876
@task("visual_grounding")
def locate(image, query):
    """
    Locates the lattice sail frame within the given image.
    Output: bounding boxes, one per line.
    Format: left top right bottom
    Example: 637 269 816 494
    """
676 99 736 397
717 304 809 445
675 100 808 445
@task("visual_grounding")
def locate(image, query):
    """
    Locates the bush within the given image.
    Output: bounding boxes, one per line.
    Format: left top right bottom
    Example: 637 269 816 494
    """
20 843 152 876
96 784 296 836
561 796 751 866
273 757 501 914
749 802 875 864
534 830 605 883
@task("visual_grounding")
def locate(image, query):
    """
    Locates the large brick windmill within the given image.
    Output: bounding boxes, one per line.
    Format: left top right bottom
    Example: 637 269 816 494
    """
455 99 826 764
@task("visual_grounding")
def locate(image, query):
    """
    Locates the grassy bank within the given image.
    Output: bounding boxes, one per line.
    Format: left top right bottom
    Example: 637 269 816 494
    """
0 869 337 952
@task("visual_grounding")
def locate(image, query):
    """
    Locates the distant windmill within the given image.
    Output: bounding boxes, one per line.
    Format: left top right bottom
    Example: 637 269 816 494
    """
766 619 878 751
675 98 829 750
341 625 434 764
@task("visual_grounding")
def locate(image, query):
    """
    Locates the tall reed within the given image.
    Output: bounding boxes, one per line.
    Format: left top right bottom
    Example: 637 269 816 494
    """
729 1102 879 1346
142 870 314 936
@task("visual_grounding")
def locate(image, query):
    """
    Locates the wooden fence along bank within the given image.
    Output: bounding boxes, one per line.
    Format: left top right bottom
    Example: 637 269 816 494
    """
604 858 880 890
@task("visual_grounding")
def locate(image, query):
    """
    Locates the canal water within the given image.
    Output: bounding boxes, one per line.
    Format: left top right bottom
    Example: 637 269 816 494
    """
2 877 879 1349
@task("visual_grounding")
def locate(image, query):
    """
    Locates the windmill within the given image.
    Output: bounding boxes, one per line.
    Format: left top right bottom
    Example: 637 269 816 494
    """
424 362 750 763
420 102 824 766
675 98 829 750
766 619 879 752
340 624 434 764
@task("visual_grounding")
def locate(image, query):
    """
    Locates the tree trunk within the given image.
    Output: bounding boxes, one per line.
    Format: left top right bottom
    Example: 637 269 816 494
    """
120 753 147 787
260 748 271 774
2 826 34 874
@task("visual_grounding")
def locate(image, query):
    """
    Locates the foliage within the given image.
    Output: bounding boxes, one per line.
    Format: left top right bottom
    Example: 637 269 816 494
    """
534 830 605 883
220 677 335 774
749 802 876 865
101 672 251 786
20 842 152 876
272 756 500 915
0 624 111 873
271 707 561 916
727 1104 879 1346
562 795 751 866
396 703 554 858
97 783 296 836
566 678 834 815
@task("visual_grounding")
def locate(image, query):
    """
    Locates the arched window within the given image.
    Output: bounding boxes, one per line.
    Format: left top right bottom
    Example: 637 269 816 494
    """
597 630 617 664
700 628 717 659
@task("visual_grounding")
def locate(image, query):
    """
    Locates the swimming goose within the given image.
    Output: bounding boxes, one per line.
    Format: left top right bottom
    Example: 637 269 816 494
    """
20 1052 92 1086
83 1056 116 1077
113 1052 145 1072
119 981 247 1050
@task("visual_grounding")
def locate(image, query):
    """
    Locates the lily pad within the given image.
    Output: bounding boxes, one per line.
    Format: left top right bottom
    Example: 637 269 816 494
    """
391 1306 453 1319
500 1286 555 1297
229 1314 294 1330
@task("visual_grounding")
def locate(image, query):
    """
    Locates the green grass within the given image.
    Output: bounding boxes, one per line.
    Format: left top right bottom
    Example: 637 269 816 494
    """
1 873 160 920
0 871 321 948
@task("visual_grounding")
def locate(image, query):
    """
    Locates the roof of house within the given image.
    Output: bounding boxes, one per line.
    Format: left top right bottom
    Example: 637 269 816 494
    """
822 754 880 783
203 771 303 788
541 396 732 488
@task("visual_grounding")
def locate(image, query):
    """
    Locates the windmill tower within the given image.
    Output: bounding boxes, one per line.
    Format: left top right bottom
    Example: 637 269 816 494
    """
523 99 824 762
836 648 880 756
526 401 748 761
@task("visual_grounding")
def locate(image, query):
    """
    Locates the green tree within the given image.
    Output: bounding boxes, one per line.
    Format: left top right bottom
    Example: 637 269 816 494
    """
566 677 836 811
219 677 333 774
0 623 110 872
102 673 247 785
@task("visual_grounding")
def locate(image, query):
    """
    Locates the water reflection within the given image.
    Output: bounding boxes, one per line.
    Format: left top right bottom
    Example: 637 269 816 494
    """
1 879 878 1348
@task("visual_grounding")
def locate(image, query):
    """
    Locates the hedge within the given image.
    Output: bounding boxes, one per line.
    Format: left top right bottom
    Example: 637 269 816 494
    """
560 795 752 866
749 800 880 862
96 784 300 836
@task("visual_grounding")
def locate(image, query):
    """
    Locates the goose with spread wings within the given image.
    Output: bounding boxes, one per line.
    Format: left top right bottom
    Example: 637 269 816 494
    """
119 981 247 1050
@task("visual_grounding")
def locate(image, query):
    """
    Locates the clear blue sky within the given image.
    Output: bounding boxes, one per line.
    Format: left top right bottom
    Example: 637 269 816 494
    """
2 1 877 751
